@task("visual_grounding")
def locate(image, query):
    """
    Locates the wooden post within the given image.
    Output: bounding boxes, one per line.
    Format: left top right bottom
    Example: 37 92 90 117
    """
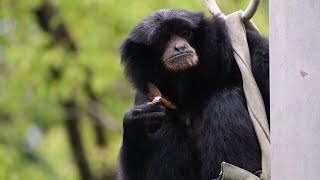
270 0 320 179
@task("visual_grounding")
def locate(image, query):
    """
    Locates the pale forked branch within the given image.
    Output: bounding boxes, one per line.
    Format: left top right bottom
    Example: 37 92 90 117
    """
205 0 226 18
242 0 261 22
205 0 261 22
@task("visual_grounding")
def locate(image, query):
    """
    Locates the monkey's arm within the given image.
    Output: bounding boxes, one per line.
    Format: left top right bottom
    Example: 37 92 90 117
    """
119 91 198 180
119 101 165 180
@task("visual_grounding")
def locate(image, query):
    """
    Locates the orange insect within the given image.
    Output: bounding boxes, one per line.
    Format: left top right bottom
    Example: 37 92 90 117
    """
147 83 177 109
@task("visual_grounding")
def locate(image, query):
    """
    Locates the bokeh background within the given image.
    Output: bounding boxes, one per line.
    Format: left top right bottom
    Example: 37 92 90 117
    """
0 0 268 179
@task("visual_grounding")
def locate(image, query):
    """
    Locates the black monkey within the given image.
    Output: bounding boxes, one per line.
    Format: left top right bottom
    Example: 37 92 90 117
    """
119 9 269 180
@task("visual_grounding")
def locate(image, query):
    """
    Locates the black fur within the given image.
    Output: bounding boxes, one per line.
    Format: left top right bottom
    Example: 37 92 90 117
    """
119 9 269 180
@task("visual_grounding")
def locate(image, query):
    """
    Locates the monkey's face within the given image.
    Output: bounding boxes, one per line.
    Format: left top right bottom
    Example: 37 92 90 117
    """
162 33 199 72
121 9 205 75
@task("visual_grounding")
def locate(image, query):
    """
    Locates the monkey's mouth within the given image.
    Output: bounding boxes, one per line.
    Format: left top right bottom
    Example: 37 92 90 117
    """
164 51 199 72
167 51 194 62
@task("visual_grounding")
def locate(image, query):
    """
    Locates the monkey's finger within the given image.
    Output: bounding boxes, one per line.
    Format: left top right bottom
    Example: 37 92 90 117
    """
131 112 166 123
133 102 164 113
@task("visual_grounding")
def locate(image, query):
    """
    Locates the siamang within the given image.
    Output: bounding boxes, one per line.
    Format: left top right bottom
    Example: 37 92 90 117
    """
119 9 269 180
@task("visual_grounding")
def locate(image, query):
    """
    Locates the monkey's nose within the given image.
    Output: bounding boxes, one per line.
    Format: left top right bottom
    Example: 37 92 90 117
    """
174 43 186 52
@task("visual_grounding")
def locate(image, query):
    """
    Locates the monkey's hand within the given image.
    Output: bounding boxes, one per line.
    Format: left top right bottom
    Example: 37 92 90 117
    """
123 103 166 142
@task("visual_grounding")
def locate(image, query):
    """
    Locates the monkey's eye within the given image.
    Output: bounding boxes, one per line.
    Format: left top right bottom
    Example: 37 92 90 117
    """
180 30 192 39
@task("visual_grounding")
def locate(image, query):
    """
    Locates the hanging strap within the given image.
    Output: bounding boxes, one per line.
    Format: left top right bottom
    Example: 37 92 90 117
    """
224 11 271 180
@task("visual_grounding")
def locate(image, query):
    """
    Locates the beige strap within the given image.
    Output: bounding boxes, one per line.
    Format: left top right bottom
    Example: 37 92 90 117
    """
219 162 261 180
225 11 270 180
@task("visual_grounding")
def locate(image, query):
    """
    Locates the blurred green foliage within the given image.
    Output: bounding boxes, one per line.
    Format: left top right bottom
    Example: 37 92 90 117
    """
0 0 268 179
